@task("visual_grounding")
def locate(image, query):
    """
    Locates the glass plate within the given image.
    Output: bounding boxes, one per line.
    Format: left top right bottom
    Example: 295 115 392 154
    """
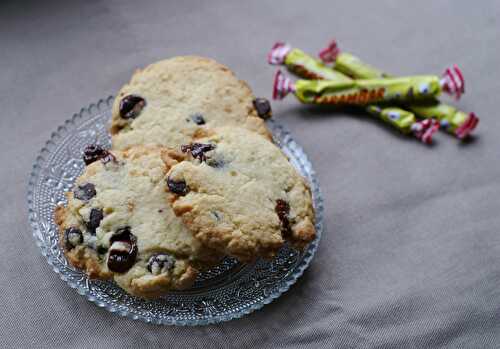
27 97 324 325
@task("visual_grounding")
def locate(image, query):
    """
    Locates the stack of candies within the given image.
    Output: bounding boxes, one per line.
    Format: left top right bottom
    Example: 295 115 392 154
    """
268 39 479 144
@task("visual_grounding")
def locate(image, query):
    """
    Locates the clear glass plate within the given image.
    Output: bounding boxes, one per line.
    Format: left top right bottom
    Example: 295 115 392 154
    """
27 97 324 325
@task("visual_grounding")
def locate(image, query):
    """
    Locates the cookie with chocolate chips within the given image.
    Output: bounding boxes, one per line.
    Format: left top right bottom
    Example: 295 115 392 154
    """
162 127 316 262
55 145 221 298
110 56 272 150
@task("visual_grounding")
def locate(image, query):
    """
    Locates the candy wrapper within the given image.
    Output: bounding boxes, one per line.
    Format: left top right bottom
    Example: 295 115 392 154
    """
319 40 465 99
268 42 351 81
320 42 388 80
319 39 478 139
409 102 478 139
268 42 439 143
367 106 439 144
273 69 461 105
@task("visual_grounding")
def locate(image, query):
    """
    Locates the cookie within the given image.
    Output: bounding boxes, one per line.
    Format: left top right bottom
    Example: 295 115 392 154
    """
110 56 272 150
162 127 316 262
55 145 220 298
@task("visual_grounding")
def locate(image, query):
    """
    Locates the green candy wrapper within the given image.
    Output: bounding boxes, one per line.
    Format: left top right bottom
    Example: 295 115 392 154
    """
283 48 351 82
318 40 478 138
366 105 415 133
409 102 478 138
268 42 439 142
335 52 388 79
277 74 442 105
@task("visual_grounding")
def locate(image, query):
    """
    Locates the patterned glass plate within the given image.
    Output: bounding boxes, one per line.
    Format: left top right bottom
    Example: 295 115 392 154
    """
27 97 324 325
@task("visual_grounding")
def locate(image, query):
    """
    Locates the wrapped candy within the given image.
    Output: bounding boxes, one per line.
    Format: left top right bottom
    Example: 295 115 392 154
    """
268 42 439 143
366 106 439 143
268 42 351 81
409 102 478 139
319 41 388 79
319 39 478 139
273 68 462 105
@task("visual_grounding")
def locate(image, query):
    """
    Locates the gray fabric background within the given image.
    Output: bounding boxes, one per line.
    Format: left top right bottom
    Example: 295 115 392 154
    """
1 0 499 348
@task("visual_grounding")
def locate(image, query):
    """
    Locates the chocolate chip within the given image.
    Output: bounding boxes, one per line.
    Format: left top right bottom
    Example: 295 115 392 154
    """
107 227 137 273
107 248 136 273
73 183 96 201
181 143 215 162
83 144 106 165
119 95 146 119
109 227 135 244
86 208 103 235
100 152 117 165
167 177 189 196
211 211 222 221
63 227 83 250
147 253 175 275
206 158 224 168
253 98 272 119
190 113 206 125
275 199 291 237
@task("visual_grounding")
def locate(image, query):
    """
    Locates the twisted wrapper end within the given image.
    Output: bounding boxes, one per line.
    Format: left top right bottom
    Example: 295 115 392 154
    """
318 39 341 64
440 64 465 100
455 112 479 139
411 119 440 144
273 70 295 100
268 42 292 65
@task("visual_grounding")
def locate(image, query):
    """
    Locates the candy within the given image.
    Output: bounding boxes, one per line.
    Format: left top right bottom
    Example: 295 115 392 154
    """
268 42 439 143
268 42 350 81
409 102 479 139
273 69 460 105
319 39 478 138
410 119 441 144
367 106 439 143
319 41 387 79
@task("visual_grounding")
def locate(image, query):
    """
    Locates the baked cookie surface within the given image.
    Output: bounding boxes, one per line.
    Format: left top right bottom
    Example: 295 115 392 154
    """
55 145 220 298
163 127 316 262
110 56 271 150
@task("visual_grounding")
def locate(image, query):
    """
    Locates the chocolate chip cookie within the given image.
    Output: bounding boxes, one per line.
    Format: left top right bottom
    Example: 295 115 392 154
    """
162 127 316 262
110 56 272 150
55 145 220 298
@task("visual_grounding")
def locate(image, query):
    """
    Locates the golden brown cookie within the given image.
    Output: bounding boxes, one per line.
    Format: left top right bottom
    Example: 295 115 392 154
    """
163 127 316 262
55 145 220 298
110 56 272 150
